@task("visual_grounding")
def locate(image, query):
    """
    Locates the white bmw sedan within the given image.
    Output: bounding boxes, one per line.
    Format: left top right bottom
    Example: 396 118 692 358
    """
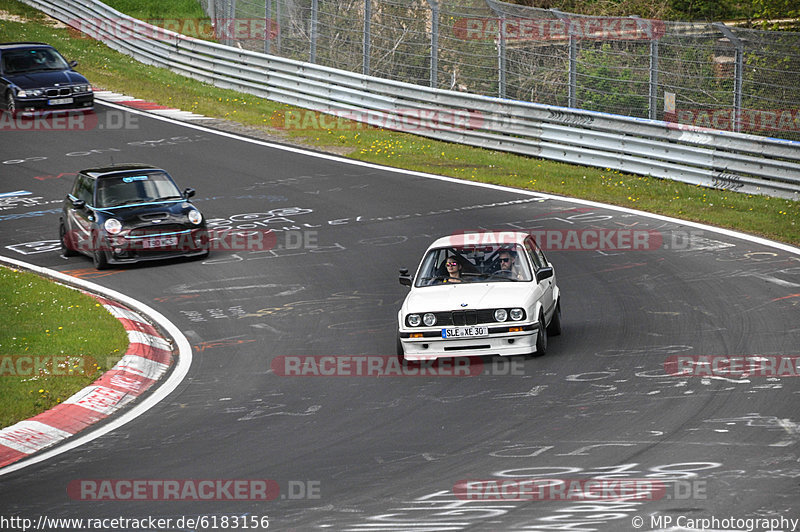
397 231 561 361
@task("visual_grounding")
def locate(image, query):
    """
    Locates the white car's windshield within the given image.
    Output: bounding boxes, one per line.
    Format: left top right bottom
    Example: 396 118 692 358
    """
414 244 532 287
95 172 183 208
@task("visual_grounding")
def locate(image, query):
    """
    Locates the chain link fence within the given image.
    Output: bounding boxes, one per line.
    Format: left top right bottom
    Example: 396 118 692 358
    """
198 0 800 141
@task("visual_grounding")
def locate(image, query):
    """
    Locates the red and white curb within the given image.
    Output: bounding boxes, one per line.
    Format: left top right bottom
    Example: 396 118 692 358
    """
0 256 192 476
94 89 208 120
0 295 173 468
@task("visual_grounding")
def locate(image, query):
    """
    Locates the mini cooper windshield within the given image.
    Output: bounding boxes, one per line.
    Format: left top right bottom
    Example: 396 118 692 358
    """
96 172 184 208
414 243 533 287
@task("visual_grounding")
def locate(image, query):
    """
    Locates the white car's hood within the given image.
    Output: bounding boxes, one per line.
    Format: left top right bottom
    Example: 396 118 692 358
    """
404 282 532 313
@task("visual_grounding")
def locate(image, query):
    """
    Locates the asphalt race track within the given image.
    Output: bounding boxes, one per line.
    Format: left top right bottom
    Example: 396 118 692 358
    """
1 103 799 531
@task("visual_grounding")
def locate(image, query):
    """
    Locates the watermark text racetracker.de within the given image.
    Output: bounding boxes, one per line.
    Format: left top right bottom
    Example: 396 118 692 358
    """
67 478 320 501
0 355 99 378
665 355 800 377
0 110 138 132
454 229 712 251
64 228 318 253
453 16 666 41
454 478 707 502
271 355 527 377
68 17 279 42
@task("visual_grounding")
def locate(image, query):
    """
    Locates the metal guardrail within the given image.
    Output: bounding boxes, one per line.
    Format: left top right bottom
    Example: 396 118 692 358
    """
21 0 800 200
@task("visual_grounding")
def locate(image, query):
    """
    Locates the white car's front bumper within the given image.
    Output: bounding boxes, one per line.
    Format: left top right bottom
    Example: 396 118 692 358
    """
400 328 539 361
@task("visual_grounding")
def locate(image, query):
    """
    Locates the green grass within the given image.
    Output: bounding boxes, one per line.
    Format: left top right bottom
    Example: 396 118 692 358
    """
0 0 798 248
0 266 129 429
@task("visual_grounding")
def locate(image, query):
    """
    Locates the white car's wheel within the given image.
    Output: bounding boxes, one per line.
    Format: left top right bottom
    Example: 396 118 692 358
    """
534 313 548 356
396 333 405 363
547 300 562 336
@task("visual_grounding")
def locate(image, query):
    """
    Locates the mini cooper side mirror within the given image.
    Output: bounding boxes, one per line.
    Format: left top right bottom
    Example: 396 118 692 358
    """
183 187 196 199
536 266 554 283
71 198 85 209
399 268 412 287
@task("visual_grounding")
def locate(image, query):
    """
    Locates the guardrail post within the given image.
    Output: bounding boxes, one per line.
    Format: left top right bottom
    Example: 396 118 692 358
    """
228 0 237 47
427 0 439 88
276 0 281 52
265 0 271 54
551 9 576 108
713 22 743 133
363 0 371 76
498 12 507 99
310 0 318 63
649 38 659 120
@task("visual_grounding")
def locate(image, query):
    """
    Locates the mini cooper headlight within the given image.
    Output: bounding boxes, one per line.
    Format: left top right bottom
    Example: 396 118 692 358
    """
510 308 524 321
407 314 421 327
423 313 436 327
104 218 122 235
494 309 508 322
188 209 202 225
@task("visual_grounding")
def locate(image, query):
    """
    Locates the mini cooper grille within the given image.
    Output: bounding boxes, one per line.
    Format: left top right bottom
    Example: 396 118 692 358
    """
138 212 170 221
128 224 186 237
46 88 72 97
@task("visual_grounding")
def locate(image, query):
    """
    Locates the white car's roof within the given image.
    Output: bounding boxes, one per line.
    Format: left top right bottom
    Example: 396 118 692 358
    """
427 231 530 250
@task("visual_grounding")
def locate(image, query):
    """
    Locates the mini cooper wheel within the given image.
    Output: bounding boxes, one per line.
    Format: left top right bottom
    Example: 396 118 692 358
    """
534 313 548 356
91 234 109 270
59 222 78 257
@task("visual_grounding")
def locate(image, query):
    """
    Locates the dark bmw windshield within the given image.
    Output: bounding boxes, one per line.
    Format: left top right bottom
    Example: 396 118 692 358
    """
95 172 183 208
1 48 70 74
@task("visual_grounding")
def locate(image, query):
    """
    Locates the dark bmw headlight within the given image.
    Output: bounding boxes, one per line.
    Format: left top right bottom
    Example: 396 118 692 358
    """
104 218 122 235
72 84 92 94
17 89 44 98
423 313 436 327
510 308 524 321
407 314 421 327
494 309 508 322
188 209 203 225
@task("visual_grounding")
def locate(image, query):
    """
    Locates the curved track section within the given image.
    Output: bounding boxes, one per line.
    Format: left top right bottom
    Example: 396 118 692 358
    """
0 104 799 531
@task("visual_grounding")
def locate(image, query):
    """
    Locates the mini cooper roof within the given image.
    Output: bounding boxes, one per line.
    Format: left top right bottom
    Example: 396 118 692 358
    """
79 164 166 179
427 231 531 249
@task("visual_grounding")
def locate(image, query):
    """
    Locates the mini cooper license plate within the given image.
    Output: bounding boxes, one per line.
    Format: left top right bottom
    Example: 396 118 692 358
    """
143 236 178 249
48 97 74 105
442 326 489 339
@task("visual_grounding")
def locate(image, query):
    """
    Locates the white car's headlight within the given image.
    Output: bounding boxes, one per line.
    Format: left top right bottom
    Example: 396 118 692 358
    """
407 314 421 327
510 308 524 321
188 209 202 225
423 313 436 327
104 218 122 235
494 309 508 322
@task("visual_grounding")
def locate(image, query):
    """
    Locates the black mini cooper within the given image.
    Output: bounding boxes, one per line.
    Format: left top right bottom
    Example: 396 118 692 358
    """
60 164 209 269
1 42 93 115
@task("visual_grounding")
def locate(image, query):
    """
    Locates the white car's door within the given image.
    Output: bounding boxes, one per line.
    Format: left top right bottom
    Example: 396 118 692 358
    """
525 236 555 320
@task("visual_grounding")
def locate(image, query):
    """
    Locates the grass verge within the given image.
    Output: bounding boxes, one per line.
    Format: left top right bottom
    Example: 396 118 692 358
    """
0 0 797 249
0 265 129 429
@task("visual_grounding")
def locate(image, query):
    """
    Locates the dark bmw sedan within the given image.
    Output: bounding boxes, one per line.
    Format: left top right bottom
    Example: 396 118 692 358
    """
60 164 209 269
1 42 93 115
